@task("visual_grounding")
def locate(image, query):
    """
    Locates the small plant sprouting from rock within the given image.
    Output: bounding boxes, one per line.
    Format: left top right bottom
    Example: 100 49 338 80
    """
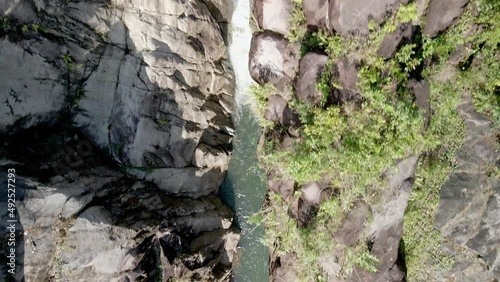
61 54 73 65
0 16 10 32
158 119 169 126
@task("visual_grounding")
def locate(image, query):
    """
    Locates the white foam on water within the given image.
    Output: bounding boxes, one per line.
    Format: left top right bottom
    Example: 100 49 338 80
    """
228 0 254 112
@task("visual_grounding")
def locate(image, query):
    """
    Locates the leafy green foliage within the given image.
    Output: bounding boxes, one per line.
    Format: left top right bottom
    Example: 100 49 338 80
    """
0 16 9 32
287 0 306 43
61 54 73 65
466 0 500 127
396 2 418 23
249 83 277 127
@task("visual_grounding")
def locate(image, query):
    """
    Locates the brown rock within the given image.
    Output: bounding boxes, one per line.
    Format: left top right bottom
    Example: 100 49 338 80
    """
377 23 415 59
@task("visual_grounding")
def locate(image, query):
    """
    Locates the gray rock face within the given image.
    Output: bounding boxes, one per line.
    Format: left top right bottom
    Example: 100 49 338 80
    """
330 57 362 104
264 95 298 127
350 156 419 282
0 0 238 280
329 0 405 36
423 0 470 37
252 0 291 36
0 39 66 132
377 23 414 59
249 31 300 97
303 0 329 30
296 52 329 106
1 0 235 180
408 79 430 127
434 95 500 279
0 130 238 281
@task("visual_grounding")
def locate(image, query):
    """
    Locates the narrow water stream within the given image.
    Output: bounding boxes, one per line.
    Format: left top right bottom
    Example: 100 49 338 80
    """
220 0 270 281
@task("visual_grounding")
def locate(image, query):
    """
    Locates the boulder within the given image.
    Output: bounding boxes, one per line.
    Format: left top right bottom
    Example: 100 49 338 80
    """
252 0 292 36
423 0 470 37
377 23 415 59
329 57 362 105
329 0 405 36
267 169 297 201
407 79 430 127
303 0 329 30
264 95 298 126
249 31 300 95
295 52 329 106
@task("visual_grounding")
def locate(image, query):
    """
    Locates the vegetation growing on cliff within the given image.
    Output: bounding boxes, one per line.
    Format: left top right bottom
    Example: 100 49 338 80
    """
250 0 499 281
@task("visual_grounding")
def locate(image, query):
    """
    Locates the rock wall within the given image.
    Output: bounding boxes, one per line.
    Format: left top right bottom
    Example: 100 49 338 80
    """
0 0 238 280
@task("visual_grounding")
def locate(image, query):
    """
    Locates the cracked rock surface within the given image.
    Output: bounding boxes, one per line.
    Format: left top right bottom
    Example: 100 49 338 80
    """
0 0 238 280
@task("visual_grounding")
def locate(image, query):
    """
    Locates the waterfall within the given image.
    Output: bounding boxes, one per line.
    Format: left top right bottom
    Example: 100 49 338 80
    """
223 0 270 281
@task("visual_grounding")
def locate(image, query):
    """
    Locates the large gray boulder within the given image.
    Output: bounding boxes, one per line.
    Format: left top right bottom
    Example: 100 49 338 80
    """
264 95 298 127
252 0 291 36
303 0 329 30
377 23 415 59
423 0 470 37
295 52 329 106
249 31 300 98
0 130 238 281
329 0 406 36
